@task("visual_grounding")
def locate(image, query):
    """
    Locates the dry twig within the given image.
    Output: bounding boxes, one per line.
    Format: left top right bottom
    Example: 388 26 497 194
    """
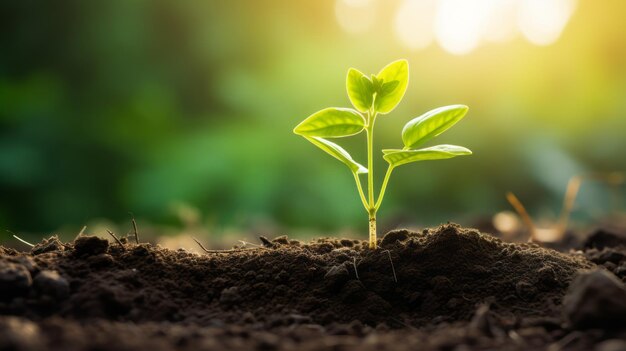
506 192 537 242
106 229 126 251
129 212 139 244
507 172 625 243
259 236 274 248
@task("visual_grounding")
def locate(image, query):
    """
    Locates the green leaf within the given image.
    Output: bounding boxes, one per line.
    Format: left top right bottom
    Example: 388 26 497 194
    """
304 136 368 174
293 108 365 138
375 59 409 114
346 68 374 113
402 105 469 149
383 145 472 168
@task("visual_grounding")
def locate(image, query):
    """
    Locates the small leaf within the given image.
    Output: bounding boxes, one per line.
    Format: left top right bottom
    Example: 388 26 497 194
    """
371 75 382 92
375 59 409 114
383 145 472 168
304 136 368 174
380 80 399 96
361 76 374 91
293 108 365 138
402 105 469 149
347 68 374 113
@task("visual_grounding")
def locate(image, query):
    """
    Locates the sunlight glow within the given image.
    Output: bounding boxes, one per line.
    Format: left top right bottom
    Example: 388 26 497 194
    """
518 0 577 46
482 0 518 43
388 0 578 54
434 0 489 55
394 0 437 50
335 0 377 34
493 211 521 234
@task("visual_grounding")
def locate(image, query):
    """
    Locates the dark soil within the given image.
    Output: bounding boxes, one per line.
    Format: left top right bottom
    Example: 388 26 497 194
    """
1 223 626 350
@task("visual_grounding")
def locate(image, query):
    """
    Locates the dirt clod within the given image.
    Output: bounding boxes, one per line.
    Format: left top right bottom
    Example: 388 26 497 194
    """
272 235 290 245
33 270 69 300
31 235 65 255
324 264 350 291
380 229 410 247
0 262 32 298
595 339 626 351
73 235 109 256
563 269 626 329
583 229 626 250
0 317 43 350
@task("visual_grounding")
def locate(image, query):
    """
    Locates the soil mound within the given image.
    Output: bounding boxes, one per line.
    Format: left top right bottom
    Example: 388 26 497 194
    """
1 224 591 329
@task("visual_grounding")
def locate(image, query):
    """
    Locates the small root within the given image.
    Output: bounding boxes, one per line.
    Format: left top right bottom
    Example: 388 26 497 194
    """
547 331 583 351
382 249 398 283
507 330 526 346
238 240 263 248
74 225 87 242
8 231 34 247
193 237 268 254
353 256 361 280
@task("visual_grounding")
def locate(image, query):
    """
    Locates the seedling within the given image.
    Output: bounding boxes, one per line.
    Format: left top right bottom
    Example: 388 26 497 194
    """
294 59 472 249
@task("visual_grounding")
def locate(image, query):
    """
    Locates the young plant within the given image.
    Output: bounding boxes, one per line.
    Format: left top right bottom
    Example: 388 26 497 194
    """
294 59 472 249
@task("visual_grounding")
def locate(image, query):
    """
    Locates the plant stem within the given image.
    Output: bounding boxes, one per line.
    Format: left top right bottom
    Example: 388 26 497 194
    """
374 165 394 210
368 213 377 249
366 114 375 208
353 172 368 209
366 109 378 249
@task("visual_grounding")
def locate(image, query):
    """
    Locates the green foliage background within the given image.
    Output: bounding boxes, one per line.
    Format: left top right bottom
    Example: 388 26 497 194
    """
1 0 625 239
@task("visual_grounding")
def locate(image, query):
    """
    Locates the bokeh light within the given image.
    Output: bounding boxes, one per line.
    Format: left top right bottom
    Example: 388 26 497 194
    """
335 0 378 34
482 0 518 43
394 0 437 50
390 0 578 54
434 0 489 55
518 0 577 46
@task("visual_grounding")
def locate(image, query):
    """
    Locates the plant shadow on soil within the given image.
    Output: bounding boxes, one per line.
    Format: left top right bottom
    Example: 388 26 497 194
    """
1 223 626 350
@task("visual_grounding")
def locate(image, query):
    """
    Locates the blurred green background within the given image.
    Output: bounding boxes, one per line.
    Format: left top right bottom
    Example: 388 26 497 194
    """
1 0 625 244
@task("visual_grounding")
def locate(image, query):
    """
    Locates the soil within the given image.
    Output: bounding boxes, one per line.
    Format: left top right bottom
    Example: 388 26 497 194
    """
1 223 626 351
